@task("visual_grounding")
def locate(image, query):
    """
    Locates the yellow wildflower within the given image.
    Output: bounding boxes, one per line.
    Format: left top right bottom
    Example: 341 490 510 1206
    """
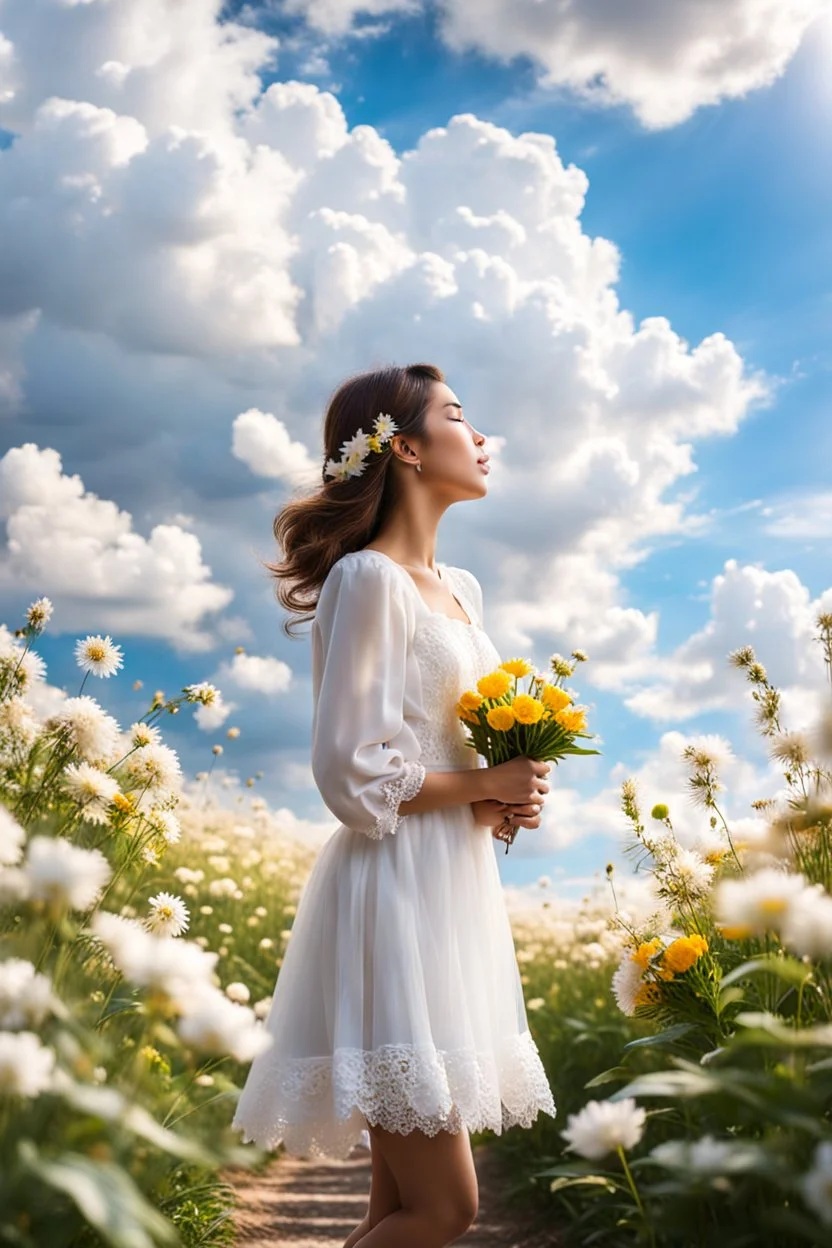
541 684 572 712
661 934 708 974
717 924 752 940
367 435 382 452
112 792 134 814
511 694 545 725
456 701 480 724
477 670 513 699
634 981 662 1008
459 690 484 712
487 706 516 731
632 938 662 970
500 658 534 678
555 708 588 733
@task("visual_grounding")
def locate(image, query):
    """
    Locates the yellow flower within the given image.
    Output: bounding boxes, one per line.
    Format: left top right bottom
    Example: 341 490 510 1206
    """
511 694 545 724
541 684 572 712
456 700 480 724
660 934 708 974
554 707 587 733
459 690 484 712
717 923 752 940
501 658 534 678
634 981 662 1008
477 670 513 699
112 792 134 814
367 434 382 452
632 938 662 970
655 966 676 982
487 706 516 731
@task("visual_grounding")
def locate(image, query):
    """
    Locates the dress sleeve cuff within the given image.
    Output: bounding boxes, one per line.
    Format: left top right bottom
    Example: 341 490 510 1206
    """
372 761 427 840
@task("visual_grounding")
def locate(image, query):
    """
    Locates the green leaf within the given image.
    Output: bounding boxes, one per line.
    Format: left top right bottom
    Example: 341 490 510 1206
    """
57 1079 217 1165
622 1022 696 1052
548 1175 620 1194
733 1011 832 1048
18 1141 179 1248
584 1065 631 1089
719 955 813 992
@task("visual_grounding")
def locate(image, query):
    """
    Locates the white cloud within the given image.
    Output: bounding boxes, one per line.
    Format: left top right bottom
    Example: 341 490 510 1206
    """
231 408 320 486
286 0 827 130
621 559 832 724
761 493 832 539
0 443 234 651
213 651 294 695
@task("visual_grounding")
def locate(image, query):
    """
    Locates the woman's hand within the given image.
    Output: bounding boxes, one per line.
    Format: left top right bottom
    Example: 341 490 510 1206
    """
471 798 545 837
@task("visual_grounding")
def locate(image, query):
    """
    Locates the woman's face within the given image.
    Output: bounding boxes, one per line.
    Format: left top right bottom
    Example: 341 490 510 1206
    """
403 381 490 495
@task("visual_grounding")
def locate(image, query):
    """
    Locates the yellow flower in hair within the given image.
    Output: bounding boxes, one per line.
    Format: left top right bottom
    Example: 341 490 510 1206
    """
500 658 533 678
487 706 516 731
555 707 587 733
459 690 484 712
367 435 382 452
511 694 545 724
477 669 513 699
541 684 572 712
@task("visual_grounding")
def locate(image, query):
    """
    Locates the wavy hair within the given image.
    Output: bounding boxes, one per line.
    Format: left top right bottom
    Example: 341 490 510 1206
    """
265 362 445 639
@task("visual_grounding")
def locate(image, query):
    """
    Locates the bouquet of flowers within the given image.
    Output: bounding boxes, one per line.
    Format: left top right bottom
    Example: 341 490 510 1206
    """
455 651 600 853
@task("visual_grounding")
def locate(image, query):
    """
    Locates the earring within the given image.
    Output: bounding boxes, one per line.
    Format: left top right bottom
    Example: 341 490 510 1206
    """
415 463 422 473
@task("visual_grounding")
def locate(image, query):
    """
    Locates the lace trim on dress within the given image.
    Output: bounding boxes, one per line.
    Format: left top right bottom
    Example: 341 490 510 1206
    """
231 1028 557 1160
371 759 426 839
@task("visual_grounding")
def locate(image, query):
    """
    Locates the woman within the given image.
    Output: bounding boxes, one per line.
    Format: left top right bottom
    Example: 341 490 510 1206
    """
232 362 557 1247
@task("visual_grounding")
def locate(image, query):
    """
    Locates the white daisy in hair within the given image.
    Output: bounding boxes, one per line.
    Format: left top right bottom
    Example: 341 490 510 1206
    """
74 634 124 679
61 761 120 825
145 890 190 937
339 429 371 462
373 412 398 441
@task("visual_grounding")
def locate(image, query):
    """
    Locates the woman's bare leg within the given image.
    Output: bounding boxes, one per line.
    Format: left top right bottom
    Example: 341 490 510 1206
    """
342 1131 403 1247
355 1120 478 1247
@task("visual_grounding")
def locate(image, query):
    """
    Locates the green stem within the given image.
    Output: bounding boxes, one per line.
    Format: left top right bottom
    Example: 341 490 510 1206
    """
616 1146 654 1247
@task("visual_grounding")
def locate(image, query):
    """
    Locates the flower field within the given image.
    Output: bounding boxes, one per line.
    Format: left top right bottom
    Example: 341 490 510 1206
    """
2 596 832 1246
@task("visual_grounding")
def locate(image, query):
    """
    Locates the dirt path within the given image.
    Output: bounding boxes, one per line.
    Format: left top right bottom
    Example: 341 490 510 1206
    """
226 1138 560 1247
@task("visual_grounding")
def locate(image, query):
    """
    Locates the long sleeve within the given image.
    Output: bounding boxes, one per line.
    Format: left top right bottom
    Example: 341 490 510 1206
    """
310 555 426 840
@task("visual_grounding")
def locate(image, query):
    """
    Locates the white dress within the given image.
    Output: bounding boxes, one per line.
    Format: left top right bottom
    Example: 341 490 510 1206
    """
232 548 557 1160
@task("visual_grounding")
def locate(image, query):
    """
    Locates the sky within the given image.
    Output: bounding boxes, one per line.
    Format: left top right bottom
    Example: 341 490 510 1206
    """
0 0 831 903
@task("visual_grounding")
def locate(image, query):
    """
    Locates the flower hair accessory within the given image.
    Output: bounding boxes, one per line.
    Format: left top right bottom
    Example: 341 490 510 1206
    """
324 413 399 482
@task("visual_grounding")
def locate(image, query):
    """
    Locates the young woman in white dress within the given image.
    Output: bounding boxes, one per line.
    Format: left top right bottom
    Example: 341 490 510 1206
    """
232 363 557 1247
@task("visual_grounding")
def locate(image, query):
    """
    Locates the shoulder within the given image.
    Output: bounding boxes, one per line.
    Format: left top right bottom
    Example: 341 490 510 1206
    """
319 550 410 611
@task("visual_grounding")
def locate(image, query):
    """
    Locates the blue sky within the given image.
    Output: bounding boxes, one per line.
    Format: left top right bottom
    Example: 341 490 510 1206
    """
1 0 831 900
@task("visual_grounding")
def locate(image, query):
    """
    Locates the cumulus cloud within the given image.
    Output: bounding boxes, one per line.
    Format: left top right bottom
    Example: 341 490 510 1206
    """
621 560 832 724
286 0 827 130
0 443 234 651
213 651 294 696
231 408 320 486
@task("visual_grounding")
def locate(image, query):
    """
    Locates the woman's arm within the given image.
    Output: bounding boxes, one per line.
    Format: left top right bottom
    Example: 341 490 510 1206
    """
398 766 496 817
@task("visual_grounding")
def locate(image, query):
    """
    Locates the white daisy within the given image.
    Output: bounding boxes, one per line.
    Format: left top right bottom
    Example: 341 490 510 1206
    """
562 1097 646 1161
89 911 218 1010
253 995 273 1019
611 951 645 1018
0 1031 55 1097
1 643 47 691
0 804 26 867
24 836 112 911
61 762 120 825
130 721 161 748
177 986 272 1062
669 848 715 898
373 413 398 442
225 981 250 1004
0 958 53 1029
145 891 190 937
781 884 832 959
124 742 182 797
339 429 371 462
74 635 124 679
25 597 53 632
324 456 350 481
184 682 220 706
148 809 181 845
0 696 39 747
45 696 122 765
713 868 809 938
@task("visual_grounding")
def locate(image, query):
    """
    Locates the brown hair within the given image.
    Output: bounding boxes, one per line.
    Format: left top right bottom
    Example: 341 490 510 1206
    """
265 362 445 639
